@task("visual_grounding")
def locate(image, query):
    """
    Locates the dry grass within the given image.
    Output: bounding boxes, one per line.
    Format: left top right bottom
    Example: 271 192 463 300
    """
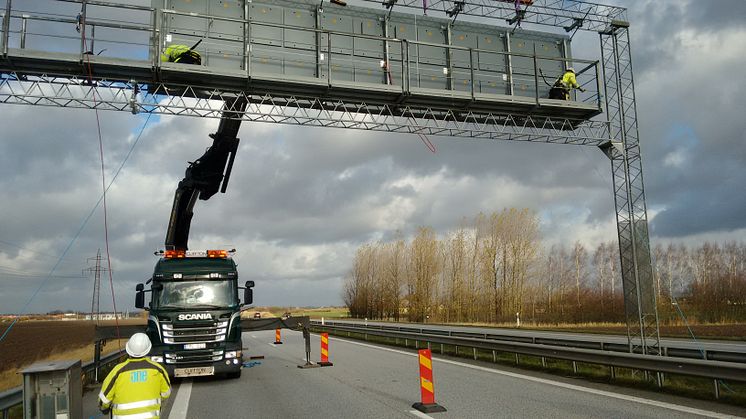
240 310 276 319
265 307 349 319
0 318 143 392
0 339 126 392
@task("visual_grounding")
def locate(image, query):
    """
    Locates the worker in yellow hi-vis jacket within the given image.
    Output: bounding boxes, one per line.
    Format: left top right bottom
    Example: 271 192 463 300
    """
559 67 585 100
160 43 202 65
99 333 171 419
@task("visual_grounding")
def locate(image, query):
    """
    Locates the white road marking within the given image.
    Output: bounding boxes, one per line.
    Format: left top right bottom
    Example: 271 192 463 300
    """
408 409 435 419
169 379 192 419
267 342 277 348
251 335 257 338
334 338 739 419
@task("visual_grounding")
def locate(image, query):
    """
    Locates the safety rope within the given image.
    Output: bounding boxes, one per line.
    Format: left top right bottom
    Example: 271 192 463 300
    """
670 293 735 394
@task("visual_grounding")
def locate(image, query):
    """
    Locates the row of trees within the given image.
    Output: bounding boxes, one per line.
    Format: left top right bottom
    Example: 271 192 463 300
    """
343 208 746 324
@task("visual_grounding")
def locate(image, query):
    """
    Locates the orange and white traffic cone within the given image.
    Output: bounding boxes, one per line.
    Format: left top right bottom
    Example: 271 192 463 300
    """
273 328 283 345
318 332 333 367
412 349 446 413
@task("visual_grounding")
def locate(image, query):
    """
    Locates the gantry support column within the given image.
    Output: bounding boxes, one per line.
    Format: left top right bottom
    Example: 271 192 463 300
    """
599 23 660 355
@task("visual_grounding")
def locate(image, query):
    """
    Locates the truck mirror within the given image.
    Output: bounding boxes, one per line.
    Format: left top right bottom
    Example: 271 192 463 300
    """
245 280 255 288
136 283 144 292
135 289 145 309
243 288 253 305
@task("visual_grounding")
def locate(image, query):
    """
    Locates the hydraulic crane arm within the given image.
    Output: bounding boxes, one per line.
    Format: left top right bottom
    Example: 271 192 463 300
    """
165 96 248 250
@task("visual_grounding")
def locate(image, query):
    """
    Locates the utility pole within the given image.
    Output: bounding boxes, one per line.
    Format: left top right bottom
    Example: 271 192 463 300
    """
83 249 109 323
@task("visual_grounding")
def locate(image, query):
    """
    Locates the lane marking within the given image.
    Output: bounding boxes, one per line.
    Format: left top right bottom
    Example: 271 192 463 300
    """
334 338 739 419
408 409 435 419
169 379 192 419
251 335 257 338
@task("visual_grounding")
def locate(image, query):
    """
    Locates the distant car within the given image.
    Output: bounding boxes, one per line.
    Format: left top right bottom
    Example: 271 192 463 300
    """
282 312 292 319
253 312 261 319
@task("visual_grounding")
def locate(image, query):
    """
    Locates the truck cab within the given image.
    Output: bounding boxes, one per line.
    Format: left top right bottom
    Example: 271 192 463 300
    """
135 249 253 378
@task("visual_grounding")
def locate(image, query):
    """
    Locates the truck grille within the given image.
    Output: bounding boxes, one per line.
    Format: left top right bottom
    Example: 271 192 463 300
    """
164 349 224 365
161 320 228 344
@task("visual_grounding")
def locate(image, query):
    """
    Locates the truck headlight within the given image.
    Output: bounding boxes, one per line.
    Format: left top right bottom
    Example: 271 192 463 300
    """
225 351 242 359
151 356 164 363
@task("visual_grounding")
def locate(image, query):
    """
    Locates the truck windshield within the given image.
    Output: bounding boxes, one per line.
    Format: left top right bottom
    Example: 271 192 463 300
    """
153 280 237 309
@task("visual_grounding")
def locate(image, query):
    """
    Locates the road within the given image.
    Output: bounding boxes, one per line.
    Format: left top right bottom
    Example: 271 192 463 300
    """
84 330 746 419
321 319 746 355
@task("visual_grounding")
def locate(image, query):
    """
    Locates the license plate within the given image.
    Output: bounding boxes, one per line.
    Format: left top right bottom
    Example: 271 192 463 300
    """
184 343 206 350
174 366 214 377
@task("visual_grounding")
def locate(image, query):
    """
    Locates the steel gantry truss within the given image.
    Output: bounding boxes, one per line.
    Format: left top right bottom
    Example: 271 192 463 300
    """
0 0 660 355
599 25 660 355
0 74 610 145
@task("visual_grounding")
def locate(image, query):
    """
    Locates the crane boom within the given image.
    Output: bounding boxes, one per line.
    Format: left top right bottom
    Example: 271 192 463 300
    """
164 96 248 250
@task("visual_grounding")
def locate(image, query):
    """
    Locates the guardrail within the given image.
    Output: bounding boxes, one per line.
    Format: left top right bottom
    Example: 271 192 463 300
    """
313 320 746 363
0 348 127 419
311 321 746 399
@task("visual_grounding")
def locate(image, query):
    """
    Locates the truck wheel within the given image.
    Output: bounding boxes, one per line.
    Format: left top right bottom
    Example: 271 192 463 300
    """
227 370 241 379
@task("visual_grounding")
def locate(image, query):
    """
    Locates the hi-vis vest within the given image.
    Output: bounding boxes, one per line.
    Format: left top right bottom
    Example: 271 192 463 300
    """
561 71 579 89
160 44 201 64
99 358 171 419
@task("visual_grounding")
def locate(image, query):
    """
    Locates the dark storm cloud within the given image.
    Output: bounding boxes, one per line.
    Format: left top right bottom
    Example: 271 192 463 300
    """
625 1 746 237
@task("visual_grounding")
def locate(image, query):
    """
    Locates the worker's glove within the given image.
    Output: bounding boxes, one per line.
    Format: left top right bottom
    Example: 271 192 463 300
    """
99 401 111 415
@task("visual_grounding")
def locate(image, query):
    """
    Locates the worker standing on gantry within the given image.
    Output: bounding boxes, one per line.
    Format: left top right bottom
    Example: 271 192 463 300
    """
549 67 585 100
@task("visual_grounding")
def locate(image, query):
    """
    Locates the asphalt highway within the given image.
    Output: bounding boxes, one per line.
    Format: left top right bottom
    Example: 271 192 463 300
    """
80 330 746 419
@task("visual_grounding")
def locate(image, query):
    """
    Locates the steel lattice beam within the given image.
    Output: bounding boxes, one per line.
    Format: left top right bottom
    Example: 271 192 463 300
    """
0 73 610 145
600 26 660 356
362 0 627 33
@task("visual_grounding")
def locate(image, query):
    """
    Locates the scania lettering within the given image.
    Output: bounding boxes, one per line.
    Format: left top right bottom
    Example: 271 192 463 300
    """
178 313 213 321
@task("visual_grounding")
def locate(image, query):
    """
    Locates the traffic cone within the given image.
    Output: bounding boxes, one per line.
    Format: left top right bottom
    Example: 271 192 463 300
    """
273 328 283 344
318 332 333 367
412 349 446 413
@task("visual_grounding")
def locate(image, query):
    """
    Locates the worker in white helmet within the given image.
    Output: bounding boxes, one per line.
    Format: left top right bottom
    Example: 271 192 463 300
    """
99 333 171 418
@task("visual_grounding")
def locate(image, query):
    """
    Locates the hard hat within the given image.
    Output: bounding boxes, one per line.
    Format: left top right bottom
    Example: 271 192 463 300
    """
126 333 152 358
567 67 575 73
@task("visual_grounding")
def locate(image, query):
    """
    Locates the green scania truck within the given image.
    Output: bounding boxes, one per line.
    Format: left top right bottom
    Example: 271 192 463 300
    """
135 97 255 378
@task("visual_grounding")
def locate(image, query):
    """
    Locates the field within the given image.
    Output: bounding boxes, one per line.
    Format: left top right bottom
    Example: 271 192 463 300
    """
0 319 143 391
266 306 349 319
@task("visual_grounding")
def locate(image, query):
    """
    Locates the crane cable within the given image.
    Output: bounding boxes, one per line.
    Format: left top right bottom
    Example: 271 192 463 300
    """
80 20 123 348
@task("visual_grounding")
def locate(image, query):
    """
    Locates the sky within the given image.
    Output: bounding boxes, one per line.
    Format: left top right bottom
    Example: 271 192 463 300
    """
0 0 744 313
